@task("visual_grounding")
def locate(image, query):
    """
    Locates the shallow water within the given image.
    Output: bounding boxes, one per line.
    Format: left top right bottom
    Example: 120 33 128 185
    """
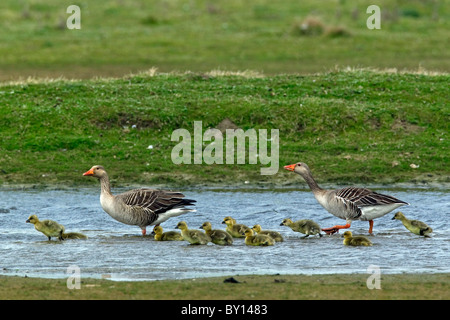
0 186 448 281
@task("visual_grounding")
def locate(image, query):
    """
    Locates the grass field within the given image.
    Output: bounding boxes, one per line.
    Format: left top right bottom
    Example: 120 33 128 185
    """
0 0 449 81
1 273 449 300
0 70 448 187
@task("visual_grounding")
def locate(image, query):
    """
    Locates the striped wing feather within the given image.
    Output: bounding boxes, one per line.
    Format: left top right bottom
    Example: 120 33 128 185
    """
116 188 196 214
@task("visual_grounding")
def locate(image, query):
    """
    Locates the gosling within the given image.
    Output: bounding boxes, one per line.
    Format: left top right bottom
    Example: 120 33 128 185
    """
342 231 372 246
280 218 322 238
151 225 183 241
175 221 210 245
252 224 284 242
243 228 274 246
201 222 233 245
222 216 249 238
26 214 87 240
392 212 433 237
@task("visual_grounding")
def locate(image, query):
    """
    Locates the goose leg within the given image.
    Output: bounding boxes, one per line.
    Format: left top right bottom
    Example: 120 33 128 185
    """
368 220 374 235
322 223 351 235
141 228 147 236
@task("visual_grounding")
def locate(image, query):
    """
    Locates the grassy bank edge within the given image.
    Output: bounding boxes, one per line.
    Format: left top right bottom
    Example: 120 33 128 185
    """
0 273 448 300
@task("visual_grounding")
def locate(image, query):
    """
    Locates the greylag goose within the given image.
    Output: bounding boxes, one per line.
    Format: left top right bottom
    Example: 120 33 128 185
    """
392 212 433 237
221 216 249 238
26 214 65 240
252 224 284 242
151 225 183 241
175 221 210 245
243 228 274 246
284 162 409 234
280 218 322 238
83 165 196 236
342 231 373 246
201 222 233 245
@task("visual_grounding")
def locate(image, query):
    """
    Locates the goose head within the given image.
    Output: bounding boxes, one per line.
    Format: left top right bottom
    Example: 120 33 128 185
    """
26 214 39 224
283 162 311 177
392 211 406 220
83 165 107 179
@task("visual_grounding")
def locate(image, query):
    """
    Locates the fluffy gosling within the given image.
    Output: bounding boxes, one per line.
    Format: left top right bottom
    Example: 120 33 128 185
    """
252 224 284 242
244 228 274 246
392 212 433 237
342 231 372 246
201 222 233 245
280 218 322 238
222 216 249 238
175 221 210 245
152 225 183 241
26 214 87 240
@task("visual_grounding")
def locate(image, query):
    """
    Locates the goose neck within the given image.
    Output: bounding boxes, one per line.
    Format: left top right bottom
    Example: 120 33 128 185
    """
99 174 113 197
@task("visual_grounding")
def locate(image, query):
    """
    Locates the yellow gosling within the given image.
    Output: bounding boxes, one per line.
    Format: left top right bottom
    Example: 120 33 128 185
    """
62 232 88 240
152 225 183 241
26 214 65 240
244 228 274 246
392 212 433 237
175 221 210 245
221 216 249 238
280 218 322 238
252 224 284 242
26 214 87 240
342 231 373 246
201 222 233 245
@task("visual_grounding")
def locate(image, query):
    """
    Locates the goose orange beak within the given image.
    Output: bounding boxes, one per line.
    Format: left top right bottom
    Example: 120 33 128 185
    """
83 169 94 176
284 164 296 171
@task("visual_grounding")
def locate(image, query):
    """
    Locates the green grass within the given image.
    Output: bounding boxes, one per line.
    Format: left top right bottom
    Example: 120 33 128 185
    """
0 273 448 300
0 70 448 187
0 0 449 80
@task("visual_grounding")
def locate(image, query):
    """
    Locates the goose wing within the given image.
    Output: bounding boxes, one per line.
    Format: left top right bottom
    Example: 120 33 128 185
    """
116 188 196 214
334 187 408 219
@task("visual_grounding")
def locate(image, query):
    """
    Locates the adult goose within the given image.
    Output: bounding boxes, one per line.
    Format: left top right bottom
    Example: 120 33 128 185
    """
284 162 409 235
83 165 196 236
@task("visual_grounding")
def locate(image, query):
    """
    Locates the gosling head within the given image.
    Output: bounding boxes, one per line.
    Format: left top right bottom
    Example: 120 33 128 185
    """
26 214 39 224
342 231 353 238
392 212 406 220
222 216 235 226
175 221 188 231
252 224 262 233
243 228 254 237
200 222 212 231
283 162 311 177
152 225 163 235
83 165 107 179
280 218 293 226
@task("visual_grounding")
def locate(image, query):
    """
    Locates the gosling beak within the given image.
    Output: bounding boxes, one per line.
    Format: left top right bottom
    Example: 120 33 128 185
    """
284 164 296 171
221 221 226 224
150 231 155 236
83 168 94 176
391 216 396 220
279 222 284 226
26 219 30 223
